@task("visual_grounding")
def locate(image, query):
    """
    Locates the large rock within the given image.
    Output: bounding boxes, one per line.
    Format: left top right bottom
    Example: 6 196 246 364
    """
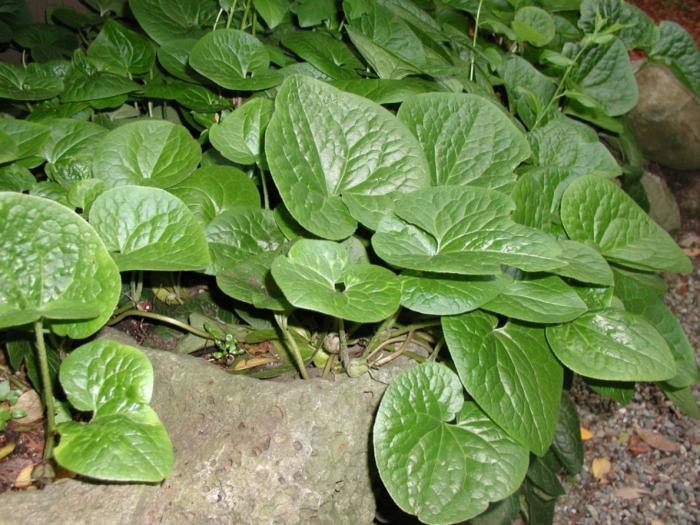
0 329 406 525
628 63 700 171
641 171 681 232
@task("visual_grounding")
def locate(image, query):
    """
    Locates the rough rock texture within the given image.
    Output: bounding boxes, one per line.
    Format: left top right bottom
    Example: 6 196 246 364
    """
628 63 700 171
641 171 682 232
1 329 404 525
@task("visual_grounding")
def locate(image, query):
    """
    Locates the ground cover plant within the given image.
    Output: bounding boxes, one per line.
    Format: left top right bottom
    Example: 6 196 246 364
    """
0 0 698 522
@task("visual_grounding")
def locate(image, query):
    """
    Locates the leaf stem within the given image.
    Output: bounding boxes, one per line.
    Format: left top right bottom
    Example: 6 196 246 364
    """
274 314 310 379
34 321 56 460
107 309 212 339
213 8 224 31
361 310 399 359
257 161 269 209
469 0 484 82
226 0 237 29
532 42 590 129
130 270 144 303
390 320 441 338
337 318 350 374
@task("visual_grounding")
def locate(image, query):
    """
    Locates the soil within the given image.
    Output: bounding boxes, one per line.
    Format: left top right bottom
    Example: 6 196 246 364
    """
629 0 700 45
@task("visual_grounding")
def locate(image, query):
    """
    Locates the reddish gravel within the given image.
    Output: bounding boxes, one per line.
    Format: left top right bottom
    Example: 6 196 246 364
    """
629 0 700 44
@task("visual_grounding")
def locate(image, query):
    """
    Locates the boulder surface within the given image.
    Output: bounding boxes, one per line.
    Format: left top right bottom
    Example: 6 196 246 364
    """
1 329 404 525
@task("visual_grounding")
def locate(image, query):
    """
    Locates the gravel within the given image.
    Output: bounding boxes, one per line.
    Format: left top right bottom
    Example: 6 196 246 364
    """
555 258 700 525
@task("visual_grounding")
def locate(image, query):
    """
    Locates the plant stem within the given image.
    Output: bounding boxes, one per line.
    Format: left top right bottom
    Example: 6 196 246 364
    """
361 311 399 359
107 309 212 339
469 0 484 82
337 318 350 374
373 332 413 367
390 320 441 338
34 321 56 460
274 314 310 379
321 353 336 379
130 270 144 303
226 0 237 29
241 0 252 30
532 42 589 130
429 337 444 362
213 7 224 31
257 161 269 209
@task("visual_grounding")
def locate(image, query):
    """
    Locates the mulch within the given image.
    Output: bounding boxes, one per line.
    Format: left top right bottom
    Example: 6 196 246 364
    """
629 0 700 44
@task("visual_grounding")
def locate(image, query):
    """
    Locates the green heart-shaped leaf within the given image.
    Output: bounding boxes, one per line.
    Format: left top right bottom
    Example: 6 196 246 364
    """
209 97 274 165
0 117 50 161
561 175 691 273
42 118 108 187
397 93 530 192
399 272 508 316
482 274 588 324
372 186 563 275
281 31 362 80
89 186 210 271
170 166 260 226
0 192 120 337
129 0 217 45
546 308 677 381
512 6 555 47
91 120 201 189
443 311 563 455
271 239 400 322
373 363 528 524
87 19 156 76
189 28 281 91
550 240 613 285
265 75 430 239
0 62 64 100
55 338 172 482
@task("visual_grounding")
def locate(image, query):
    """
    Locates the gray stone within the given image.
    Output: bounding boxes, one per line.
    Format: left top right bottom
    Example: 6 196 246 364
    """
628 63 700 171
640 171 681 232
0 329 407 525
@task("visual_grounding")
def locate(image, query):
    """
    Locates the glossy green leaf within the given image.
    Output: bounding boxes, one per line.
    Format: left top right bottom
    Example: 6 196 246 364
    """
55 339 173 482
189 29 281 91
0 118 49 161
499 55 556 129
67 179 105 212
561 175 692 273
373 363 529 524
92 120 201 189
156 38 203 83
0 192 120 337
206 206 285 274
142 78 230 112
549 240 613 285
372 186 563 275
89 186 210 271
170 166 259 226
13 23 78 62
483 274 587 323
579 0 658 50
266 75 429 239
585 378 635 405
209 98 273 165
397 93 530 191
345 26 421 80
661 384 700 420
0 62 64 100
292 0 336 27
282 31 362 80
0 130 17 163
567 38 638 116
216 249 290 310
443 311 563 455
399 272 508 316
330 78 440 104
42 118 108 187
129 0 218 44
613 268 699 388
650 21 700 98
61 69 139 102
87 19 156 76
529 116 620 176
271 239 401 322
512 6 555 47
551 394 583 475
253 0 289 28
546 308 677 381
0 164 34 191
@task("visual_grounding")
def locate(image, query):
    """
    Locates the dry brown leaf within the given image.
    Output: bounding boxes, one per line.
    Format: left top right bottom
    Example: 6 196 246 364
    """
614 486 650 500
580 426 593 440
635 428 680 452
230 357 275 371
591 457 611 479
628 433 652 456
682 247 700 256
14 390 43 424
651 520 664 525
14 465 33 488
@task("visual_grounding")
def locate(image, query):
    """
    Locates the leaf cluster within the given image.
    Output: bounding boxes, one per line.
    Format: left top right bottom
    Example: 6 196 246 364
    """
0 0 698 522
